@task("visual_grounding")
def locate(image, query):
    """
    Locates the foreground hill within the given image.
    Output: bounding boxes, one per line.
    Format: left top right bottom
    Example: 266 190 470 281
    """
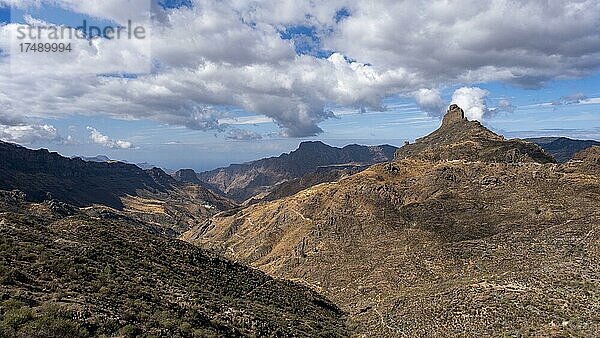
184 106 600 336
526 137 600 162
0 141 235 234
190 142 397 202
0 193 348 337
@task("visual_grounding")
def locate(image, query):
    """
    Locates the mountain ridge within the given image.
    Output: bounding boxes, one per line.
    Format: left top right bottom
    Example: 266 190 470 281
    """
526 136 600 162
187 141 398 202
0 140 235 235
184 105 600 336
395 105 555 164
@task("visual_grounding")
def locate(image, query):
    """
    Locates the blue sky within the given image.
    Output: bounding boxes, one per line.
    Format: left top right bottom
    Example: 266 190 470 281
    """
1 1 599 171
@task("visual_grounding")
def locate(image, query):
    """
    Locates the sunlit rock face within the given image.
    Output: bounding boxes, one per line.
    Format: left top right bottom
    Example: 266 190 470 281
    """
441 104 467 127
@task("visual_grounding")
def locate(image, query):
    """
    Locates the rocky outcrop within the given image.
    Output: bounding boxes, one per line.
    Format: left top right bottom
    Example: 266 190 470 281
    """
173 168 203 185
395 105 555 163
441 103 467 127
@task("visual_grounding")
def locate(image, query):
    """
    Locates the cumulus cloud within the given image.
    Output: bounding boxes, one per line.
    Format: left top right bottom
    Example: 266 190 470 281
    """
226 128 263 141
414 87 516 120
451 87 490 121
1 1 599 138
87 127 133 149
326 1 600 88
414 88 445 116
0 123 60 144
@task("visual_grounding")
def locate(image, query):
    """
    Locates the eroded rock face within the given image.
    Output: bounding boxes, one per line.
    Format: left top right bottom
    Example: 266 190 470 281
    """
173 169 204 184
184 106 600 337
441 104 467 127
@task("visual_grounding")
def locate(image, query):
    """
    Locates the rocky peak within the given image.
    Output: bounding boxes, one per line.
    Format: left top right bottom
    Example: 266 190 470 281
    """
173 169 202 184
441 104 467 127
395 105 555 164
296 141 331 152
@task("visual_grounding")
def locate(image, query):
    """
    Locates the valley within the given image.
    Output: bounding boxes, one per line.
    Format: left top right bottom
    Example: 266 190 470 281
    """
1 105 599 337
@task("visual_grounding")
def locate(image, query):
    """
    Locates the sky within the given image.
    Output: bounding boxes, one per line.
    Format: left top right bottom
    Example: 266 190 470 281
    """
0 0 599 171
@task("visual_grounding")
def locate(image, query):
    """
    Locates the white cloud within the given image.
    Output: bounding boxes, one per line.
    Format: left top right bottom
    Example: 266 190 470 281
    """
414 88 445 116
326 1 600 88
558 93 588 105
87 126 133 149
226 128 263 141
580 97 600 105
0 123 60 144
219 115 274 125
1 1 599 138
451 87 490 121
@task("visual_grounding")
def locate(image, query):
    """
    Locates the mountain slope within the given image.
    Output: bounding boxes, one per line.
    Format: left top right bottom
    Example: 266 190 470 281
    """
395 104 555 163
0 194 348 337
184 106 600 337
526 137 600 162
193 142 398 202
248 167 365 205
0 141 235 234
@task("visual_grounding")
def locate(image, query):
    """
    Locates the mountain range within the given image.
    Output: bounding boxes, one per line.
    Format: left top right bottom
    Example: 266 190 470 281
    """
183 105 600 336
172 132 593 205
1 105 599 336
525 137 600 163
0 141 233 235
178 142 397 202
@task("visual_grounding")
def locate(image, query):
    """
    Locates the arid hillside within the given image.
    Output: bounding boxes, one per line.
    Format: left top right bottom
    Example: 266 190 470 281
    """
0 141 235 235
527 137 600 162
184 106 600 337
0 192 348 337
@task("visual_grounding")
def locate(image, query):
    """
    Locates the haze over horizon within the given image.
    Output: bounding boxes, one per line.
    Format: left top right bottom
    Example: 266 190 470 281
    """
1 0 600 171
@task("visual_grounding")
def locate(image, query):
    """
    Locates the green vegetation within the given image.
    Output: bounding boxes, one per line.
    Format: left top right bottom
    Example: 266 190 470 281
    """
0 208 347 337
